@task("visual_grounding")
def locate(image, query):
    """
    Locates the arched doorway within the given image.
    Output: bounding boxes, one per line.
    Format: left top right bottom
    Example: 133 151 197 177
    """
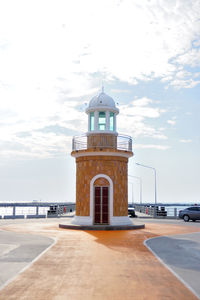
94 177 109 225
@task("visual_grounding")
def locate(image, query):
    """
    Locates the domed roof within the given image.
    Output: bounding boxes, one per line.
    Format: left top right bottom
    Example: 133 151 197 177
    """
89 91 116 108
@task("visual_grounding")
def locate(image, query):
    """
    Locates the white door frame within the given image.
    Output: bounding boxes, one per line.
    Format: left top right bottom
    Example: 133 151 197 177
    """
90 174 113 225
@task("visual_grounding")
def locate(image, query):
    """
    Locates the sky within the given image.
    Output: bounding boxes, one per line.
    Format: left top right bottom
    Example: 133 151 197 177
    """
0 0 200 204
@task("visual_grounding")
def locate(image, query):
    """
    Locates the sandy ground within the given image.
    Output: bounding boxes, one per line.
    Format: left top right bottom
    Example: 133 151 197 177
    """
0 219 200 300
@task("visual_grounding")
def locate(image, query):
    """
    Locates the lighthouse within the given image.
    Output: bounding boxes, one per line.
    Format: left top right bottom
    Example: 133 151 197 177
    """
71 89 133 226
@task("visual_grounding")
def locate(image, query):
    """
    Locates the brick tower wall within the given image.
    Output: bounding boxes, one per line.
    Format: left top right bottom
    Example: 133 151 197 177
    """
94 177 109 186
87 134 117 149
75 155 128 217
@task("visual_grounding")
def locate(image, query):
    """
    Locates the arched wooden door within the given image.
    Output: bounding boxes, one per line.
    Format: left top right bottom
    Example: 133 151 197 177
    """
94 178 109 225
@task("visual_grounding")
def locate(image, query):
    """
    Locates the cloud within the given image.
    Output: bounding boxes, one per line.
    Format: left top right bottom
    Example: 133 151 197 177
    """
0 40 10 51
35 125 80 136
179 139 192 143
0 0 199 158
166 66 200 89
0 92 88 158
121 97 165 119
167 119 176 125
134 144 170 150
176 48 200 67
111 89 131 94
175 70 192 79
133 97 153 107
185 112 192 115
194 72 200 78
16 132 32 138
118 97 167 140
170 78 200 89
0 0 199 90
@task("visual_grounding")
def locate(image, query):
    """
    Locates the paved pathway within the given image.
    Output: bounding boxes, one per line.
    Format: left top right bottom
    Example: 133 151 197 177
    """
0 219 200 299
0 230 53 290
145 232 200 299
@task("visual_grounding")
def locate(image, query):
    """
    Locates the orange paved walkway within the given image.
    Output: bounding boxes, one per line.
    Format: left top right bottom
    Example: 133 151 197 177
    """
1 222 200 300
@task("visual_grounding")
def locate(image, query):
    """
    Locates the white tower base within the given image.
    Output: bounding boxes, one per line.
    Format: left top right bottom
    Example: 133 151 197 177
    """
71 215 133 226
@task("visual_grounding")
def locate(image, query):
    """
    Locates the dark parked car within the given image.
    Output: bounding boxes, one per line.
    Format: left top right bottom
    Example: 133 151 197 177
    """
179 206 200 222
128 207 136 218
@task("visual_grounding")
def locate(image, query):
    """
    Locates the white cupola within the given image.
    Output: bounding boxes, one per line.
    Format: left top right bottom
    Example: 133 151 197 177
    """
85 88 119 135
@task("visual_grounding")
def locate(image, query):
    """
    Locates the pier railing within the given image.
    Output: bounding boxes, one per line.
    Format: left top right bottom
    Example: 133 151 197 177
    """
72 133 132 152
134 204 182 219
0 202 75 219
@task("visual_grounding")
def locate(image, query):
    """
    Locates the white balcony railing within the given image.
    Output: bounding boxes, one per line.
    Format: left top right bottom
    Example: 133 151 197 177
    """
72 134 132 152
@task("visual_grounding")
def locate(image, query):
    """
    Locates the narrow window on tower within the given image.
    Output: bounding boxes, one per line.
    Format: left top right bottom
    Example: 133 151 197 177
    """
90 112 94 131
98 112 106 130
110 112 114 131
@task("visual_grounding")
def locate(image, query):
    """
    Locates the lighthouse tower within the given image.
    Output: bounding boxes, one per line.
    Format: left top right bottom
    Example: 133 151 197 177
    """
71 89 133 226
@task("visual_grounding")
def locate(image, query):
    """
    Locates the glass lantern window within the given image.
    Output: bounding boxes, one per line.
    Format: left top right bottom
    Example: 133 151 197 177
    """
98 111 106 130
90 112 94 131
110 112 114 131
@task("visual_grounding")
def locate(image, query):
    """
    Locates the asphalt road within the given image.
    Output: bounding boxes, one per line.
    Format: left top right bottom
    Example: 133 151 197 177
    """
0 230 53 290
145 232 200 299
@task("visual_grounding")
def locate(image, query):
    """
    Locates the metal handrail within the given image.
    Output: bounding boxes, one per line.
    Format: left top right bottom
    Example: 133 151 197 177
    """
72 133 132 151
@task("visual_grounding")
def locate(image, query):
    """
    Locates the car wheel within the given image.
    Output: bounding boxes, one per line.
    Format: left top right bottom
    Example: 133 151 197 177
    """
183 215 190 222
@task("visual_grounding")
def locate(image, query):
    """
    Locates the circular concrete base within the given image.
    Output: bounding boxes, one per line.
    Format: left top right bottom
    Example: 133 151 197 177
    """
59 223 145 231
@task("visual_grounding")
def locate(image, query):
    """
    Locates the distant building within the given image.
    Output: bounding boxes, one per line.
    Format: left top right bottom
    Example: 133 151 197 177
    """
71 89 133 226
